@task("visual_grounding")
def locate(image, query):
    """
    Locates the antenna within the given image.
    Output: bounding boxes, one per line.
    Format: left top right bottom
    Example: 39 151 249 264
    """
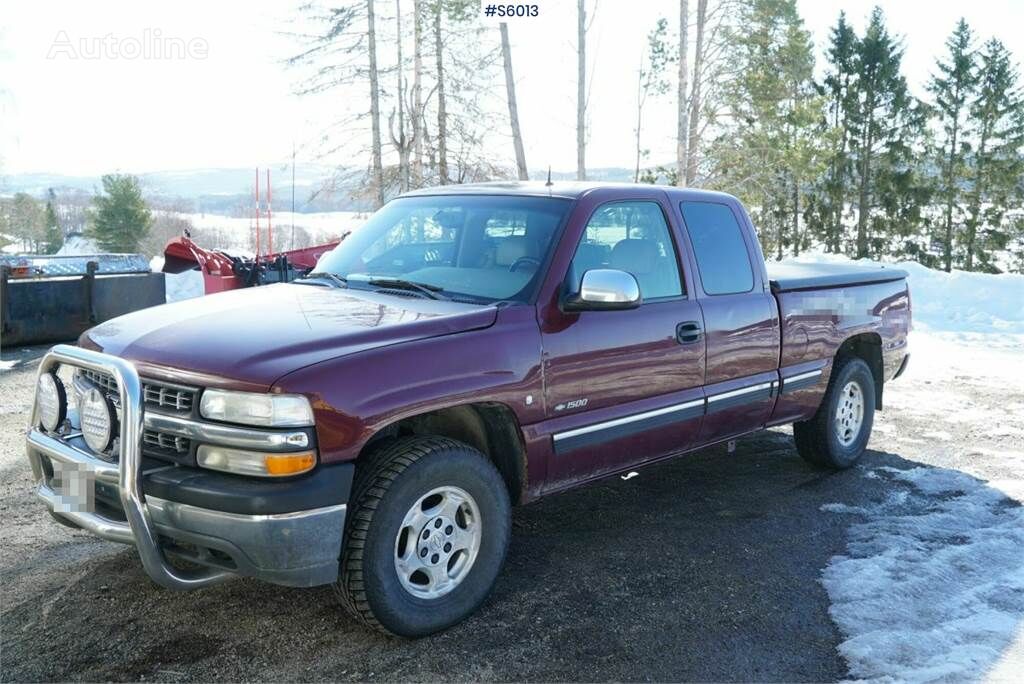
545 166 553 187
290 143 296 251
266 169 273 256
254 167 261 259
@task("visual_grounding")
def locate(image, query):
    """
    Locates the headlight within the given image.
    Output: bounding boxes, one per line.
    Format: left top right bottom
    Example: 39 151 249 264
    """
36 372 67 432
197 445 316 477
199 389 314 427
80 387 115 453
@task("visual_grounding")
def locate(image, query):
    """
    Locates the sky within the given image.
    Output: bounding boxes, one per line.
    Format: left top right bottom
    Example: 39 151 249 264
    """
1 0 1022 179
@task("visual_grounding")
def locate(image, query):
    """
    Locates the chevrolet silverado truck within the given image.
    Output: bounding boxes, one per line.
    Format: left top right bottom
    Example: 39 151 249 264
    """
25 183 910 636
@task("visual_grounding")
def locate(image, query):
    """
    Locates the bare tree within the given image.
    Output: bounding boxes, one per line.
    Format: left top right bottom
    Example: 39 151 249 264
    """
500 22 528 180
685 0 707 185
634 19 673 182
675 0 740 188
388 0 416 192
676 0 690 185
286 2 385 206
411 0 425 186
366 0 385 205
576 0 587 180
434 1 450 184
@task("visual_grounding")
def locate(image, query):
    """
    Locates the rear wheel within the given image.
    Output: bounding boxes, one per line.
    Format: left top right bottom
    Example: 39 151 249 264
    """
793 357 875 469
336 436 511 637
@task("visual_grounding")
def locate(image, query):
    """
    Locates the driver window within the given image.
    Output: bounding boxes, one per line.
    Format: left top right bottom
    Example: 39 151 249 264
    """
568 201 684 300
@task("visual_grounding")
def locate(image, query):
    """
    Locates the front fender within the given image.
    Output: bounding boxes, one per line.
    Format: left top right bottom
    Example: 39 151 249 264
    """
273 305 544 464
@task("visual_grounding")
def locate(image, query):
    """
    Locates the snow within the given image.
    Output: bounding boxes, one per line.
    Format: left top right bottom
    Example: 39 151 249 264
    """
55 233 100 256
820 466 1024 683
149 256 204 303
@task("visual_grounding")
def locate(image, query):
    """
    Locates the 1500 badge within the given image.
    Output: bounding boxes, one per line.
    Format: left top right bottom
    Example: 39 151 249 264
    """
554 398 589 412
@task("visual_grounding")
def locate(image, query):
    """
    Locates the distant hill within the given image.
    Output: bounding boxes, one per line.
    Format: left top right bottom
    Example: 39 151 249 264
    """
0 164 641 214
0 163 335 196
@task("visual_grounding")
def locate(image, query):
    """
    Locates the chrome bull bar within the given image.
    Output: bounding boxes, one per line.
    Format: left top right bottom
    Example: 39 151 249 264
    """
26 344 230 590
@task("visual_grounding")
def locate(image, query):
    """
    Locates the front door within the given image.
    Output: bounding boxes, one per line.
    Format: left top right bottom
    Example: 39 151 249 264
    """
540 198 706 489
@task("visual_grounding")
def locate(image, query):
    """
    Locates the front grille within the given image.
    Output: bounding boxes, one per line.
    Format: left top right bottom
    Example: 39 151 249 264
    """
143 383 196 413
78 368 118 395
143 429 191 455
77 369 197 414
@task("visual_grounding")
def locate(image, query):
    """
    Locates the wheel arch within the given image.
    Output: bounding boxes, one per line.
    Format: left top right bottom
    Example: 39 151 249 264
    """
359 402 529 505
836 332 884 409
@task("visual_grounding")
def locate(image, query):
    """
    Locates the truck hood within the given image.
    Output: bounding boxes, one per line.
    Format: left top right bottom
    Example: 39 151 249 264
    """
80 283 498 389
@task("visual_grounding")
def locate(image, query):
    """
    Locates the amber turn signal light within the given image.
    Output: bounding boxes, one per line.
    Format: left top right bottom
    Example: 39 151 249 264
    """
264 451 317 476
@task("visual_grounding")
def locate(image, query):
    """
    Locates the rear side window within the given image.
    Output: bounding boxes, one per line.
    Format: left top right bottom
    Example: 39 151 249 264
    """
680 202 754 295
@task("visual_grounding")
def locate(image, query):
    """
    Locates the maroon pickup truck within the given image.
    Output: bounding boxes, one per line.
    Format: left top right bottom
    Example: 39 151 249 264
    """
26 183 910 636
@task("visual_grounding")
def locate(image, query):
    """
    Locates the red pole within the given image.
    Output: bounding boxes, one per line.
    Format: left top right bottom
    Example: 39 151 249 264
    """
255 167 261 259
266 168 273 255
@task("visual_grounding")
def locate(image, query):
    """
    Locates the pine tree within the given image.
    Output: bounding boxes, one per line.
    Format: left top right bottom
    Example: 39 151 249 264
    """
89 174 153 253
807 12 858 254
10 193 44 252
848 8 928 259
711 0 826 259
43 188 63 255
929 19 976 272
962 39 1024 272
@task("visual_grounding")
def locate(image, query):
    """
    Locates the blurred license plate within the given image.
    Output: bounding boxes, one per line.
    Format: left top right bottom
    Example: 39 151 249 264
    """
51 460 95 513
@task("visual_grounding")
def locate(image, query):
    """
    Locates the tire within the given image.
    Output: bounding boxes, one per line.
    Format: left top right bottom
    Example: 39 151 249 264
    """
793 356 875 469
335 436 511 637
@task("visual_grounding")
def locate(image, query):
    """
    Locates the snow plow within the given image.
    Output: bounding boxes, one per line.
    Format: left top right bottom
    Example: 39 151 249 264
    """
160 168 344 294
160 235 341 294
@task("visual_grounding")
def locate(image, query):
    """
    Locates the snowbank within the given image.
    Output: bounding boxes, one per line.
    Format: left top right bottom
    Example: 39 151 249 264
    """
777 252 1024 343
821 466 1024 682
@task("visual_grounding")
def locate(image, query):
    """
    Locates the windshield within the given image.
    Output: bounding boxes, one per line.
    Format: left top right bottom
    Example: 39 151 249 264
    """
312 195 572 303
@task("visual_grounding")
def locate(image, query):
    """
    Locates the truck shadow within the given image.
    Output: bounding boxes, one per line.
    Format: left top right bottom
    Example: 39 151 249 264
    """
2 431 1021 682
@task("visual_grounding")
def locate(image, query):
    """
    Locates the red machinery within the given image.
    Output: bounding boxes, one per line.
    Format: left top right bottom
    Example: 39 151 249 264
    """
161 235 341 294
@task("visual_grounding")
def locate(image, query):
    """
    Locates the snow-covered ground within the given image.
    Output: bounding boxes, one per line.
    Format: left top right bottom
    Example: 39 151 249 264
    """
776 253 1024 682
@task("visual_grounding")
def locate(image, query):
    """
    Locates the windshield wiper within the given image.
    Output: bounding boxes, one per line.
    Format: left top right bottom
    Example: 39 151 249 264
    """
302 272 348 288
366 277 450 301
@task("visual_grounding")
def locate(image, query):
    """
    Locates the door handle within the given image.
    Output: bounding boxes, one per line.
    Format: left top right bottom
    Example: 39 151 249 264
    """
676 321 703 345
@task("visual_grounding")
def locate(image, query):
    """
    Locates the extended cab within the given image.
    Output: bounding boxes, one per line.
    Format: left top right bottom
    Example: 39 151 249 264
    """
25 183 910 636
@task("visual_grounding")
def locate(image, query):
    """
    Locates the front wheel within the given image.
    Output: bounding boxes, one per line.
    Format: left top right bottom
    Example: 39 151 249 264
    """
335 436 511 637
793 357 876 469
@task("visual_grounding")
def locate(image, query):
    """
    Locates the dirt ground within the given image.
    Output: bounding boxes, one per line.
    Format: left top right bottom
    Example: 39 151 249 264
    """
1 336 1021 682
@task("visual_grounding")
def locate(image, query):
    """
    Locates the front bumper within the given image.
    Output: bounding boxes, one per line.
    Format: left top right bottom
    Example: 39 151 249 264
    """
26 345 349 589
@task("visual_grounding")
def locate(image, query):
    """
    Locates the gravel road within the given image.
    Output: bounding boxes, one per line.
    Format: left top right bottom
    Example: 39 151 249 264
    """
2 334 1022 682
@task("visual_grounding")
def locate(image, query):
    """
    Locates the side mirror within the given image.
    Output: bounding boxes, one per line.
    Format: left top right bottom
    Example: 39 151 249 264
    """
563 269 642 312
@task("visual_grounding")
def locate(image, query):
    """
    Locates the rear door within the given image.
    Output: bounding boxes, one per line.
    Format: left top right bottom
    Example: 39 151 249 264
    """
675 199 781 444
539 193 706 489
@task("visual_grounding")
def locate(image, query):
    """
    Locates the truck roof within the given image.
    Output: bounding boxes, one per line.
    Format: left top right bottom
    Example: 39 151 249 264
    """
400 181 739 203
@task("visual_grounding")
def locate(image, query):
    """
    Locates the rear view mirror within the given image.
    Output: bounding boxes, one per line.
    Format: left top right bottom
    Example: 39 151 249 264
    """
563 269 642 311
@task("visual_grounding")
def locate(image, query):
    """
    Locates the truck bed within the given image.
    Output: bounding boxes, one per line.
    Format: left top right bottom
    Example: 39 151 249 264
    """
767 262 908 293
